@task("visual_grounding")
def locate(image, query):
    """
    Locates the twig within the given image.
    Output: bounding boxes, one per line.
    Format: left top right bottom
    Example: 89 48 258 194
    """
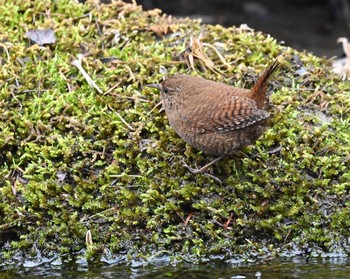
203 42 232 71
183 212 194 226
71 54 103 94
147 100 163 115
108 105 134 131
104 82 121 95
223 213 233 230
122 64 136 80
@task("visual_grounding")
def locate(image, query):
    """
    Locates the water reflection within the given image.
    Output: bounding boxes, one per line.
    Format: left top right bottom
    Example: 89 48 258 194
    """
2 257 350 279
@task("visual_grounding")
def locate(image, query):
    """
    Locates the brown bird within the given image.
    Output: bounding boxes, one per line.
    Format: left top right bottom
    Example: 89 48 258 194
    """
147 60 279 176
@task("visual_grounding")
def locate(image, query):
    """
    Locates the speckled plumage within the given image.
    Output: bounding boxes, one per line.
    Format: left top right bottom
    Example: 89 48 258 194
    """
156 61 279 156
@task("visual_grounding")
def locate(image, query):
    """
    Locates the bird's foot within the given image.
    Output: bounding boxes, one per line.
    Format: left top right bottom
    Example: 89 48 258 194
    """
181 156 224 184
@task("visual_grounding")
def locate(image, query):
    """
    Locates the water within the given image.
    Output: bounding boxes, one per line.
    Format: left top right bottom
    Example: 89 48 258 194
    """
2 257 350 279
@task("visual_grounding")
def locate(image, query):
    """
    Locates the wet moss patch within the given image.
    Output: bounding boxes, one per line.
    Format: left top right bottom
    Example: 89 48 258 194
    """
1 0 350 264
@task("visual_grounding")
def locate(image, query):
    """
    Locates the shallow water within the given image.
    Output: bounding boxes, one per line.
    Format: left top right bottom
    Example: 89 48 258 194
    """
2 257 350 279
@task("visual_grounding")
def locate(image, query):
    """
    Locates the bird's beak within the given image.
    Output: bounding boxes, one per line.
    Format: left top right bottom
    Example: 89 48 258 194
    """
144 83 162 90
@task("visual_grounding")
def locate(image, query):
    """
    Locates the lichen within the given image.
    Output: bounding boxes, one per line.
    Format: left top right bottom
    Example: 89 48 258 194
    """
1 0 350 265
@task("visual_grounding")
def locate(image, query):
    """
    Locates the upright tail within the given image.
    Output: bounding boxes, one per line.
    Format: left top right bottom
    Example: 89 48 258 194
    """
251 60 280 109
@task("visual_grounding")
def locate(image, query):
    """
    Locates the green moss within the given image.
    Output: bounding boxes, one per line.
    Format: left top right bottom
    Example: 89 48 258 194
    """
1 0 350 264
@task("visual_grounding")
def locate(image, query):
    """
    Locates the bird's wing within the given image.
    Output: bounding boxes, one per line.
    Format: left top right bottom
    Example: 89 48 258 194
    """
180 95 270 134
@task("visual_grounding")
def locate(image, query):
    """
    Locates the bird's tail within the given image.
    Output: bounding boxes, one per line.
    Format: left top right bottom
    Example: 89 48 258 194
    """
251 60 280 109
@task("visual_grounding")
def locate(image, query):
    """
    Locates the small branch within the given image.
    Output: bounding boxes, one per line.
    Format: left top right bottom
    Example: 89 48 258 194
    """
71 54 103 94
108 105 134 131
104 82 121 95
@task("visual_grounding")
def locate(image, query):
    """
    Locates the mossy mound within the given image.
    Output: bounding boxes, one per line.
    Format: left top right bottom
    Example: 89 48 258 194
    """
1 0 350 264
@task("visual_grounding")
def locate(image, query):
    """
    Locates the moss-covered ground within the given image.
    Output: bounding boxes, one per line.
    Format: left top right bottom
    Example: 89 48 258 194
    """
1 0 350 264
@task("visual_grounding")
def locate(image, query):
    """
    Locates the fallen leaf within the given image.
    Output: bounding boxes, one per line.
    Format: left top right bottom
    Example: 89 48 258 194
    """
26 29 56 45
149 24 170 37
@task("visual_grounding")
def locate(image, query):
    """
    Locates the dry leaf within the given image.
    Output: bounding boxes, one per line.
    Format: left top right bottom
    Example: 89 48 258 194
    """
177 35 225 74
149 24 170 37
26 29 56 45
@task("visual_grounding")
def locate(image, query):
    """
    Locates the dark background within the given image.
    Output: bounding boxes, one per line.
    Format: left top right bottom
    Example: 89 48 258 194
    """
136 0 350 58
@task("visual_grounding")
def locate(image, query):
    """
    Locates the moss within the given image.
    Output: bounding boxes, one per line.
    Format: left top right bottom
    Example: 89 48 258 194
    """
1 0 350 264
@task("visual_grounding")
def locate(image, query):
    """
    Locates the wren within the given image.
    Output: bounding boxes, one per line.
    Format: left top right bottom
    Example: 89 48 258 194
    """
147 60 279 176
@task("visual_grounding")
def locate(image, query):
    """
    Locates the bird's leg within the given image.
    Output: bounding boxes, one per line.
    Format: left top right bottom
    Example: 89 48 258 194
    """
181 155 225 184
182 155 224 174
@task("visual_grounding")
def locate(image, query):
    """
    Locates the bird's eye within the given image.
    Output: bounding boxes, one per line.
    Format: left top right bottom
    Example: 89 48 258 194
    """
163 87 169 94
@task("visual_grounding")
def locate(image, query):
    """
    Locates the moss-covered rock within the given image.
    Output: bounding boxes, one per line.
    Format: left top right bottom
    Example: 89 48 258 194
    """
1 0 350 264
